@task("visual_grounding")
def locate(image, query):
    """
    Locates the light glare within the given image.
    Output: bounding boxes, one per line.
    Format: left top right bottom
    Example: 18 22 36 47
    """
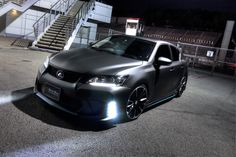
102 101 118 121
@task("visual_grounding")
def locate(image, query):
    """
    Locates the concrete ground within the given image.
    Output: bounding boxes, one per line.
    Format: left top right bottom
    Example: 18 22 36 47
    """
0 46 235 157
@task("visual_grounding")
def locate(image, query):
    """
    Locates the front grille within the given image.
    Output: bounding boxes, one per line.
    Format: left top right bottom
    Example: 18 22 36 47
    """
47 65 80 83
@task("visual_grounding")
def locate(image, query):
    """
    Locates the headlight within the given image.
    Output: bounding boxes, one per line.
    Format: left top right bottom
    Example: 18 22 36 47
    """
87 75 128 87
43 56 49 68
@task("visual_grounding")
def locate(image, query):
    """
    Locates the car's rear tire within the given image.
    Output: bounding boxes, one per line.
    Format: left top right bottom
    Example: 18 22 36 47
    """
124 85 148 121
176 75 187 97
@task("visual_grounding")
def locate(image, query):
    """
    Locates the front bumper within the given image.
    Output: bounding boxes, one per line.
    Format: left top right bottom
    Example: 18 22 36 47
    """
35 71 131 121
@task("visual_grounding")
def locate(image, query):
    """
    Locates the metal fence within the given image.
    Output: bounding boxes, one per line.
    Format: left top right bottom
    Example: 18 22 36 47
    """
176 42 236 76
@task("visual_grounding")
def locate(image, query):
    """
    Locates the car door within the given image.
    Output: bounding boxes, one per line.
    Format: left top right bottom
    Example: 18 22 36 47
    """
153 44 175 100
169 46 183 92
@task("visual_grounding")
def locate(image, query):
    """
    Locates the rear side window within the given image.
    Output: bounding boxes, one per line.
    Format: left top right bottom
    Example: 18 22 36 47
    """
170 46 180 61
156 45 172 60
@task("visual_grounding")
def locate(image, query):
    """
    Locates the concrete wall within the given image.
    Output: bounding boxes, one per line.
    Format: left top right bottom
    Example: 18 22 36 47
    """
34 0 58 9
90 1 112 23
5 9 44 39
3 0 58 38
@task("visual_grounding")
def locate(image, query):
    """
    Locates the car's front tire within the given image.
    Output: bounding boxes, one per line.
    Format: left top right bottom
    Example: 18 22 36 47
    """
124 85 148 121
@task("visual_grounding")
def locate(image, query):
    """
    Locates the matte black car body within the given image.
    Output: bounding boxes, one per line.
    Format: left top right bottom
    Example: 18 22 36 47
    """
35 35 188 121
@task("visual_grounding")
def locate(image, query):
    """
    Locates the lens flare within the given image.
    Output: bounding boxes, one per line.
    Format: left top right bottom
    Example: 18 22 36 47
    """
0 90 32 106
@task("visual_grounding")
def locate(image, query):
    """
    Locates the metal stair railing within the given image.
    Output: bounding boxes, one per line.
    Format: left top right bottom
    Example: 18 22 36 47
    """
64 0 95 49
33 0 76 39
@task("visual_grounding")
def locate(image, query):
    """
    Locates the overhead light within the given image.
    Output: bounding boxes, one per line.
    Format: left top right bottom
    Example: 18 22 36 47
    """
11 9 18 16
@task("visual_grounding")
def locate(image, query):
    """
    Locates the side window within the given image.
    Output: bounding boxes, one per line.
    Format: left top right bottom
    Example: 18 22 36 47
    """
170 46 180 61
156 45 172 60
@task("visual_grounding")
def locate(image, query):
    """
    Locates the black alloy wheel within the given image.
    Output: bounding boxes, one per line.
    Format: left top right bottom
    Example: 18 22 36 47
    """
125 85 148 120
176 75 187 97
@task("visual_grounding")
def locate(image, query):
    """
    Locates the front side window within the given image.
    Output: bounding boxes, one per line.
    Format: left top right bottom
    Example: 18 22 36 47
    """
170 46 180 61
91 36 156 61
155 45 172 60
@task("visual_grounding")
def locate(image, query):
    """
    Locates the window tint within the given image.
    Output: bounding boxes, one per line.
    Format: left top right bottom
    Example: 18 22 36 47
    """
91 36 155 61
156 45 172 60
170 46 180 61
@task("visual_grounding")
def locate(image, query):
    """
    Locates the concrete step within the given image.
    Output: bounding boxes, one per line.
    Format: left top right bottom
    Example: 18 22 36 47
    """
43 35 66 41
35 44 63 51
52 23 73 28
53 22 73 27
50 42 65 47
46 30 66 35
40 38 66 44
38 40 50 45
38 39 66 46
44 32 65 38
48 28 72 33
48 28 66 32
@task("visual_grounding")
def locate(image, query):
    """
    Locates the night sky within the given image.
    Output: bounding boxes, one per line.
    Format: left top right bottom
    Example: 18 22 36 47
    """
106 0 236 16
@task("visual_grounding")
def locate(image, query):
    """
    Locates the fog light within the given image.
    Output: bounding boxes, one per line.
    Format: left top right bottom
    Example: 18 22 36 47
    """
102 101 118 121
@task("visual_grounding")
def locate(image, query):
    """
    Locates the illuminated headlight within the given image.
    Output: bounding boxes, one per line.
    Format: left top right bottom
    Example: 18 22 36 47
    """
87 75 128 87
43 56 49 68
102 101 118 121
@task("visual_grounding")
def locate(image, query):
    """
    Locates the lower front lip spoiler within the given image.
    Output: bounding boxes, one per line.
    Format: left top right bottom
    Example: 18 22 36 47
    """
36 92 78 116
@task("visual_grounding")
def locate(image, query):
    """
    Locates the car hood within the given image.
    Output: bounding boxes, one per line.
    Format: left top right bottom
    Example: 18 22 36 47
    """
49 48 143 75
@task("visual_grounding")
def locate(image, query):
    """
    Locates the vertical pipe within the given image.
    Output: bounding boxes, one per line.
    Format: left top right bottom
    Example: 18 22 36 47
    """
211 49 219 75
193 46 198 68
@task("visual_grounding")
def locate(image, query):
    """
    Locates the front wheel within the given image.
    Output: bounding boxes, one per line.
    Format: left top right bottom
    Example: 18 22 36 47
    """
124 85 148 120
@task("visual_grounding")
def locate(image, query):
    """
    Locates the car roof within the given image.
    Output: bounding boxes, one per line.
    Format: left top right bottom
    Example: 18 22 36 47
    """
112 34 177 47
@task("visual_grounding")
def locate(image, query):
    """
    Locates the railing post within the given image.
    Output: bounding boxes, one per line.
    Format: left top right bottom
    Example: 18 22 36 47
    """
193 46 198 68
211 49 219 75
43 16 46 33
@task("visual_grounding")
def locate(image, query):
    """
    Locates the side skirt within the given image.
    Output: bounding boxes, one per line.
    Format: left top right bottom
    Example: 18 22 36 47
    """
145 94 176 109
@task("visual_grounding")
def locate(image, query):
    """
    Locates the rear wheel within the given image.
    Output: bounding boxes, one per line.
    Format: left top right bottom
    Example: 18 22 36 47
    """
176 75 187 97
125 85 148 120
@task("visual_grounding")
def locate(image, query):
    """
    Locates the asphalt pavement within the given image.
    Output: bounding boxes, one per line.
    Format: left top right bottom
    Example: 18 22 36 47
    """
0 46 235 157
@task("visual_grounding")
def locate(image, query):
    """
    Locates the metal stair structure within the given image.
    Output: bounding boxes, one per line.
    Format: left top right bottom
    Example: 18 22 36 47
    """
33 0 95 52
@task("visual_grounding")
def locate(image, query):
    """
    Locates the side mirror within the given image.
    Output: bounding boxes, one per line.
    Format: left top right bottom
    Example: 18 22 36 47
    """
157 57 172 66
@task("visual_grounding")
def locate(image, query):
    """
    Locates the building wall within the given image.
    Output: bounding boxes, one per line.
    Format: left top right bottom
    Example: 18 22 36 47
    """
5 9 44 39
34 0 59 9
90 1 112 24
3 0 58 38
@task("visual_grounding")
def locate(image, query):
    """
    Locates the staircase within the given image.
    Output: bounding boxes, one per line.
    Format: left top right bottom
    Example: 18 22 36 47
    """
33 0 95 52
35 15 74 51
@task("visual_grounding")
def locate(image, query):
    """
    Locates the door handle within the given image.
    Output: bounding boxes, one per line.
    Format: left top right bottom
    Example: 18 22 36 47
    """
180 65 184 69
170 67 175 72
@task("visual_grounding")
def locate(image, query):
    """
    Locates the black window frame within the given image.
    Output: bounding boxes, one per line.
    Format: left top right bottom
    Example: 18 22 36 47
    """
155 44 173 62
170 46 180 62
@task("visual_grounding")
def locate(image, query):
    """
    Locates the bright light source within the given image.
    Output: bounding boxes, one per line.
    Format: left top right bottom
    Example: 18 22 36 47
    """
89 82 117 87
102 101 118 121
11 9 18 16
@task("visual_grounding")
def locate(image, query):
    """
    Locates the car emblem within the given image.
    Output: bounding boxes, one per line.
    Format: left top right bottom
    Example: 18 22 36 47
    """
56 70 64 80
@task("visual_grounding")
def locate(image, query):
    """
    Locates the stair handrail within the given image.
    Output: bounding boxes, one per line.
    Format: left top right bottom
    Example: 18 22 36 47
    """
65 0 95 43
33 0 77 39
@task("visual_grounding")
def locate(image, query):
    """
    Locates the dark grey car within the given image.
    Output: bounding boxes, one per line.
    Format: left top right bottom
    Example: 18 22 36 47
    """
35 35 188 121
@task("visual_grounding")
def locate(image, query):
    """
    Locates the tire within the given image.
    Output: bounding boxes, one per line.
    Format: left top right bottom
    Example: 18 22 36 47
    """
124 85 148 121
176 75 187 97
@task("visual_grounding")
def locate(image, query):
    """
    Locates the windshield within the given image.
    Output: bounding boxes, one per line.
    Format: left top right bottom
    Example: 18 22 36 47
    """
90 36 156 61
